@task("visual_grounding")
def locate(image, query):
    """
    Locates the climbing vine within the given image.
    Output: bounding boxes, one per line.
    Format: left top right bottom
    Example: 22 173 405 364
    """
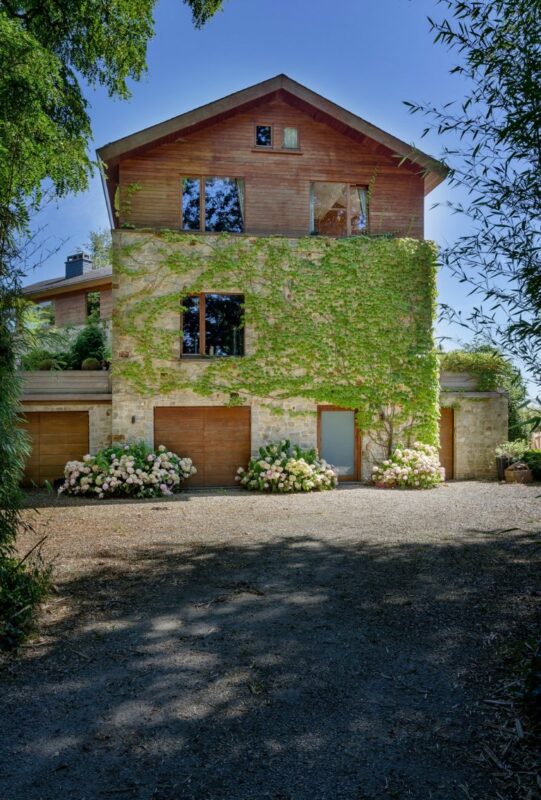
113 230 440 447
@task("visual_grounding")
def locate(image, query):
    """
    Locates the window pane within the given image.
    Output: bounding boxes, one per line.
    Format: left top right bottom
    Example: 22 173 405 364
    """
87 291 100 319
311 182 348 236
283 127 298 149
38 301 55 327
204 177 244 233
182 178 201 231
182 295 200 354
320 410 355 475
204 294 244 356
350 186 368 234
255 125 272 147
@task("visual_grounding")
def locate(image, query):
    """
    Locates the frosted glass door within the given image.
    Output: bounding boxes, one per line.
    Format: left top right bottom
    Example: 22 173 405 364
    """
319 410 356 477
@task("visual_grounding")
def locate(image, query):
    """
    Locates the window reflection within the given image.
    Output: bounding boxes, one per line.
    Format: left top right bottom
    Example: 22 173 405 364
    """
205 294 244 356
255 125 272 147
182 178 201 231
310 183 368 236
205 178 244 233
182 294 244 357
181 295 200 354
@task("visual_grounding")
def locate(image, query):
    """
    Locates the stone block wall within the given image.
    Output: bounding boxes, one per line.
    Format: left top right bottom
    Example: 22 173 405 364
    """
441 392 508 480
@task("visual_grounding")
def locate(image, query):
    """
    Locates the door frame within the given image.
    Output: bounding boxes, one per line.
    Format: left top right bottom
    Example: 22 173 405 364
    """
317 405 361 481
439 406 455 480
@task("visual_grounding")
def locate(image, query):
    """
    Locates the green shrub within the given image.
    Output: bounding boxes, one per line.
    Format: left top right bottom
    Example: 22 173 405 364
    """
372 443 445 488
59 441 196 499
1 310 50 650
440 346 529 440
0 556 51 650
68 324 105 369
523 450 541 480
237 440 338 492
81 357 101 370
495 440 529 461
21 347 69 370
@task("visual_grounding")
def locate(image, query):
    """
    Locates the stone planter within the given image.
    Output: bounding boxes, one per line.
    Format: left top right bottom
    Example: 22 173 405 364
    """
504 462 533 484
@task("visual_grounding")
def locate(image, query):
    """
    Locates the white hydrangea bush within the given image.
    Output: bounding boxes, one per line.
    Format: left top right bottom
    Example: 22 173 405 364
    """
237 440 338 493
372 442 445 489
59 441 196 499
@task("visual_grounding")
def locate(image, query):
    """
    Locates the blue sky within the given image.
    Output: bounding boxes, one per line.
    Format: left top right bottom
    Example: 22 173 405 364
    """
27 0 476 349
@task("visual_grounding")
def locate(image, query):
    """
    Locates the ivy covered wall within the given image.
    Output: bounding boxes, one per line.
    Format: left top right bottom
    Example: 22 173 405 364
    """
112 231 440 451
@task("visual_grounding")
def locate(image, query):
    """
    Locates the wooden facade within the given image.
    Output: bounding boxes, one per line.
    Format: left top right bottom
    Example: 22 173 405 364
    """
154 406 251 486
118 96 425 238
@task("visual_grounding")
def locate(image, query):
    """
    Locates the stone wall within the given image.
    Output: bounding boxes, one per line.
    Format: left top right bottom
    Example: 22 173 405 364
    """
111 386 388 480
441 392 508 480
111 385 319 455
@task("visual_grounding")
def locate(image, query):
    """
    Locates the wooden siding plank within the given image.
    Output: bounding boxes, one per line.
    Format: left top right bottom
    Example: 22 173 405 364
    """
119 97 424 238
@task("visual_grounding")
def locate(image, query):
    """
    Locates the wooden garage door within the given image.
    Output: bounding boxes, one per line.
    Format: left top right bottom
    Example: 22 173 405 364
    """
154 406 251 486
439 407 454 480
20 411 89 486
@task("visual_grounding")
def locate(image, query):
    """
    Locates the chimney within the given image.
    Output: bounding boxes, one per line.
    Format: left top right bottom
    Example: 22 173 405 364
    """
65 252 92 279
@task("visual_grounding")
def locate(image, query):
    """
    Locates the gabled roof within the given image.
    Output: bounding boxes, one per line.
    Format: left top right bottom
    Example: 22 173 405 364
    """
23 266 112 301
97 74 447 223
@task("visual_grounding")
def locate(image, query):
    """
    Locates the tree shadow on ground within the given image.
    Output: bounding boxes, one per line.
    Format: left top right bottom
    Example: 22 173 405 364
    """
1 525 539 800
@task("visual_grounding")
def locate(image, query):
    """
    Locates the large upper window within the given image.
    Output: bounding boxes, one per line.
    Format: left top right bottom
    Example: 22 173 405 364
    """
182 293 244 357
181 177 244 233
310 183 368 236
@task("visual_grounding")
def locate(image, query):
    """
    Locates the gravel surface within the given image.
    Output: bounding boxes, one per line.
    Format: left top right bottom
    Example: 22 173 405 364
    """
1 482 540 800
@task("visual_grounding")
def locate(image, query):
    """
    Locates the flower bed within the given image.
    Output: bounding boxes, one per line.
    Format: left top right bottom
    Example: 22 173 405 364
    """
59 441 196 499
372 443 444 489
237 440 338 492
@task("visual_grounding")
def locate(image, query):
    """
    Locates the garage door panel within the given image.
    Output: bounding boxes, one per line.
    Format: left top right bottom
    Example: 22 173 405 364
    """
39 467 68 484
39 436 89 452
20 411 89 486
154 406 251 487
19 416 40 434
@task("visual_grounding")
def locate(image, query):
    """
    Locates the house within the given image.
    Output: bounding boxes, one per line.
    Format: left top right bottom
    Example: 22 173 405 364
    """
22 253 112 328
21 75 508 486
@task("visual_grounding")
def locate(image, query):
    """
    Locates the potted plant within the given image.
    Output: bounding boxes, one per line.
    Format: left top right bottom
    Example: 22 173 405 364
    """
504 461 533 484
495 440 528 480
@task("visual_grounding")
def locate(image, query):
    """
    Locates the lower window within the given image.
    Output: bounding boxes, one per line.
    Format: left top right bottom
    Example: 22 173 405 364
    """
182 293 244 357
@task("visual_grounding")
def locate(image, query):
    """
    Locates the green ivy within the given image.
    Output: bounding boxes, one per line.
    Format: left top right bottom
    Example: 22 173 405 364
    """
113 231 440 447
440 347 528 439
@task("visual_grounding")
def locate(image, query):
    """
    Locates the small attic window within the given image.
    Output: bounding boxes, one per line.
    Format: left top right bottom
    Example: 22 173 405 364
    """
282 127 299 149
255 125 272 148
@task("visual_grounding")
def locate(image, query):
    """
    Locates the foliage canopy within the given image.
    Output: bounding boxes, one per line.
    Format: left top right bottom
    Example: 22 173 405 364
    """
407 0 541 384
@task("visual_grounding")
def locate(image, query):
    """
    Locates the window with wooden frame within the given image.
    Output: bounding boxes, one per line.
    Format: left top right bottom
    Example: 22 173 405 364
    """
282 127 299 149
181 293 245 357
181 177 244 233
254 124 273 148
310 182 368 236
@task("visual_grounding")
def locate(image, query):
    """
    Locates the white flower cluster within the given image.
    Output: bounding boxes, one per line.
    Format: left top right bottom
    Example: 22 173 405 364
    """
372 442 444 489
59 443 196 499
237 440 338 493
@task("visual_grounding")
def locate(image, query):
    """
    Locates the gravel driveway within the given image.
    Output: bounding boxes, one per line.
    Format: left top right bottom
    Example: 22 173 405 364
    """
2 482 540 800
